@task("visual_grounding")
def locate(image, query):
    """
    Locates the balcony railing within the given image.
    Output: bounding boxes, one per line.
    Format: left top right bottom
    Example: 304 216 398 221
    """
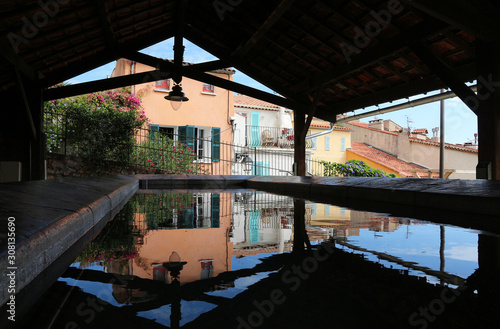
243 125 312 148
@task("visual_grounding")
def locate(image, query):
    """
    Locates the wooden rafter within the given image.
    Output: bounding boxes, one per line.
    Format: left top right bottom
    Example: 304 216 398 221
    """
294 20 450 93
121 49 302 110
409 42 479 114
15 70 36 139
313 62 477 120
232 0 296 57
95 0 116 47
401 0 500 43
43 70 171 101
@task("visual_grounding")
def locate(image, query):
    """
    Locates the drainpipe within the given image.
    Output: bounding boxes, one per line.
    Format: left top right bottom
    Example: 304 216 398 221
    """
306 122 335 139
130 60 136 94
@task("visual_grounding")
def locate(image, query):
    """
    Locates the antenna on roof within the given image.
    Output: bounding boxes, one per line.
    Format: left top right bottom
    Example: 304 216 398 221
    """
405 115 413 133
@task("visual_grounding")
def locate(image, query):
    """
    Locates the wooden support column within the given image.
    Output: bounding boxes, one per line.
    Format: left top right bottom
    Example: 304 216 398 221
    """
476 41 500 180
30 85 45 180
293 110 306 176
293 198 311 255
14 71 45 180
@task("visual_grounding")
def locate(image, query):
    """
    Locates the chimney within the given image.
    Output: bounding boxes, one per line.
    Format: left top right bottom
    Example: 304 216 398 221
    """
368 119 383 130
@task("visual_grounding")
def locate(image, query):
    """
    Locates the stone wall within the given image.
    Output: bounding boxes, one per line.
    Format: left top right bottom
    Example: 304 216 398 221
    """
46 154 168 179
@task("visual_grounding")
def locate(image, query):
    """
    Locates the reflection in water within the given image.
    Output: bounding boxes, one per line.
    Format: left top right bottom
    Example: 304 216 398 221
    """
20 190 500 328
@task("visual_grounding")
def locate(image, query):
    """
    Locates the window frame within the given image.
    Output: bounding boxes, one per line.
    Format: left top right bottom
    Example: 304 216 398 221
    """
202 83 216 95
154 79 171 92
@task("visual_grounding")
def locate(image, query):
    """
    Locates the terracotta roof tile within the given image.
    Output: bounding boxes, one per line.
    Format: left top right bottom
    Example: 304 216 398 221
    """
348 142 438 177
412 128 428 134
310 118 352 130
234 94 281 110
409 137 478 153
346 122 398 135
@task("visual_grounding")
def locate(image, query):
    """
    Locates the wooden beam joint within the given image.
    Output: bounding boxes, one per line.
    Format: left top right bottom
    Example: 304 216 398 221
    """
410 42 479 114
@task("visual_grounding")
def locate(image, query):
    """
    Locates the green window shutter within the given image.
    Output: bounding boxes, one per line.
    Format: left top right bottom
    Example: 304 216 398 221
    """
211 127 221 162
325 136 330 151
150 124 160 140
178 125 195 149
211 194 220 228
250 112 260 147
179 209 194 228
340 137 346 151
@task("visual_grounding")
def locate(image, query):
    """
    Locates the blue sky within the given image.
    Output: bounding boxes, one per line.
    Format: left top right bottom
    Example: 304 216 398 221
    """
67 38 477 145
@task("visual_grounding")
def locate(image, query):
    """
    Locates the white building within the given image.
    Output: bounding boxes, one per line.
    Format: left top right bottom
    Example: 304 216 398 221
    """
231 94 312 175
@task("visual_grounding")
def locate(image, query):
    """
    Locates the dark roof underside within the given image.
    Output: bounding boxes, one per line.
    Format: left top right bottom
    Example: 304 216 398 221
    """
1 0 499 122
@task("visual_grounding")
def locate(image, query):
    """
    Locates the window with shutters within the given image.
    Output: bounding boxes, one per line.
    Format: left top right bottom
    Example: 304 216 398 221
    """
340 137 346 152
325 136 330 151
178 125 220 162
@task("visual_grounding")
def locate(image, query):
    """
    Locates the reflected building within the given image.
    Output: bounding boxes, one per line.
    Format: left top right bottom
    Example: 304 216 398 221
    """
231 191 294 253
308 202 405 237
104 191 233 290
231 192 330 253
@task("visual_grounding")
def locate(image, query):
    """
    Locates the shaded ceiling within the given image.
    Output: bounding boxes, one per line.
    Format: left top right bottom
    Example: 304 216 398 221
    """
2 0 500 122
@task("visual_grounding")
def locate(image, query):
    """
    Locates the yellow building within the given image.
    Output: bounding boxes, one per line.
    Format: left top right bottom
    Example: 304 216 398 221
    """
307 118 352 175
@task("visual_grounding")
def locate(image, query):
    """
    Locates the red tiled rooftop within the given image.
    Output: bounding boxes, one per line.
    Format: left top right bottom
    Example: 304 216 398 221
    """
346 121 398 135
348 142 439 178
412 128 428 134
310 118 352 130
409 137 478 153
234 94 281 110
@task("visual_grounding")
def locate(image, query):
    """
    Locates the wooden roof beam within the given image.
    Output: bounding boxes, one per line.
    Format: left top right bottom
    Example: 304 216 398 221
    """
43 70 171 101
0 39 41 81
295 20 449 93
232 0 296 57
185 29 310 106
401 0 500 43
314 62 476 120
95 0 116 47
122 49 302 110
40 26 175 88
190 60 229 72
409 42 479 114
